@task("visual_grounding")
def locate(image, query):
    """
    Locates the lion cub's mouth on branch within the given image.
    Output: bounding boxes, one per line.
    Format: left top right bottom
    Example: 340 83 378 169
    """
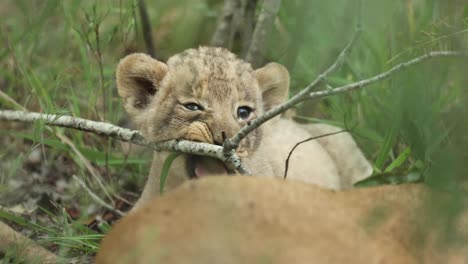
186 155 229 179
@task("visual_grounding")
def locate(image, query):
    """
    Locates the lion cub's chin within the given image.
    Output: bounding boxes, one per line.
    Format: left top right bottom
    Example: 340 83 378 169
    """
186 155 228 179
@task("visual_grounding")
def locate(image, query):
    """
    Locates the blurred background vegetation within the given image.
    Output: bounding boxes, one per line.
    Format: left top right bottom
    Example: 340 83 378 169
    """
0 0 467 261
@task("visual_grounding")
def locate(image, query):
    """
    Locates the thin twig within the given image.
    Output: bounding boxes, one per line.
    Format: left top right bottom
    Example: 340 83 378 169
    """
283 130 348 179
306 51 468 100
245 0 282 67
387 29 468 64
73 175 125 217
225 30 361 152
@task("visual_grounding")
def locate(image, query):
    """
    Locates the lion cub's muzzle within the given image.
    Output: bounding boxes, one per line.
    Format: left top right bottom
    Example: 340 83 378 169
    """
183 121 243 178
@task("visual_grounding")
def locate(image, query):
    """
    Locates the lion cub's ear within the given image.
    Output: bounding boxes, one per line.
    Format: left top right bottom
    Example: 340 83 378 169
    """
254 63 290 111
116 53 168 117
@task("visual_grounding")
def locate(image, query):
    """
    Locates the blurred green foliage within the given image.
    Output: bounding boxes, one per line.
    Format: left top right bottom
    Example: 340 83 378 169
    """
0 0 467 258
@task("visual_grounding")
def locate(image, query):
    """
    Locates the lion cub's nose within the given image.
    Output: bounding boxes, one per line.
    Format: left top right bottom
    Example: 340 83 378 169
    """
184 121 214 144
184 122 234 146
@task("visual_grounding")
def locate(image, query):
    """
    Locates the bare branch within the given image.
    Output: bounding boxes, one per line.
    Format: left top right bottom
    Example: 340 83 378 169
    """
306 51 467 100
226 35 466 154
0 221 59 263
0 110 250 175
245 0 282 67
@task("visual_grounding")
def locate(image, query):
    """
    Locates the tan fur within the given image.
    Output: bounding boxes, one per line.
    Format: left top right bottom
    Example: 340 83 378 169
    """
116 47 371 208
96 177 468 264
301 123 373 186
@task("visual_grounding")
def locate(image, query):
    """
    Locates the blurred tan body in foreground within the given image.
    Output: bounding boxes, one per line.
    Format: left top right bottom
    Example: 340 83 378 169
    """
96 176 468 264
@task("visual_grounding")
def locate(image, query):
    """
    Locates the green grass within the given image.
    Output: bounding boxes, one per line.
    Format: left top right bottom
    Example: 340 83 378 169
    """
0 0 467 260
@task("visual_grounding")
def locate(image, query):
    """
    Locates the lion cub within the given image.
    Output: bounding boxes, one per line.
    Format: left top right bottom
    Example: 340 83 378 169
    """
116 47 371 208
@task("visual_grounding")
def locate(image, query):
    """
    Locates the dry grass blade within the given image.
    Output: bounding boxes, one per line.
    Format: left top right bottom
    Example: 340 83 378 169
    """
0 221 59 264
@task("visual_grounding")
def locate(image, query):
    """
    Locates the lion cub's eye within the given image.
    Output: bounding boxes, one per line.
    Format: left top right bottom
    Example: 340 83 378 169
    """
237 106 253 120
184 103 203 111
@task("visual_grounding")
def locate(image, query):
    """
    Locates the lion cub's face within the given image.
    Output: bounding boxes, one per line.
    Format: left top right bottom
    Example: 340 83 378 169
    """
116 47 289 178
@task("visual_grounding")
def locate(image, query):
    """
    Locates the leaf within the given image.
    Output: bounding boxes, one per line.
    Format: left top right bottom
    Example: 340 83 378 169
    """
373 124 399 173
384 146 411 173
160 153 181 194
354 171 422 188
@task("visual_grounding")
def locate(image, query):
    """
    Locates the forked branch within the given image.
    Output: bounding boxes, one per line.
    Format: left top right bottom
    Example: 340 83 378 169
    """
225 44 466 152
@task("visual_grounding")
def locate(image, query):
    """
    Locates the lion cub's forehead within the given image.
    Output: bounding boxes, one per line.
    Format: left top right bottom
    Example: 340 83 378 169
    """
166 47 258 101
